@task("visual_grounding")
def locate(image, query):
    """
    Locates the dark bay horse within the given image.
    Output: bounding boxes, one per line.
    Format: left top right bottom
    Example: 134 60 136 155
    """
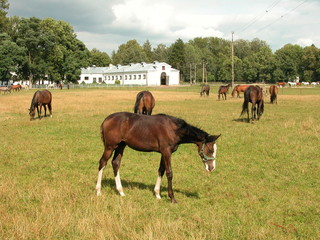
29 90 52 120
232 85 249 98
134 90 155 115
269 85 278 104
218 83 232 100
96 112 221 203
240 86 264 123
200 84 210 97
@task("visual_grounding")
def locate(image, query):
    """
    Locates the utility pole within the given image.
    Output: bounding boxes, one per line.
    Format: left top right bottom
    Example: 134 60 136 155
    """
190 63 192 85
231 31 235 89
202 62 205 84
194 63 197 84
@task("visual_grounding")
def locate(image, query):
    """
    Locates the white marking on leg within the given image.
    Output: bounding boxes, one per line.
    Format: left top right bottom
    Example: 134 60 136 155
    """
115 171 125 196
96 166 105 196
154 175 162 199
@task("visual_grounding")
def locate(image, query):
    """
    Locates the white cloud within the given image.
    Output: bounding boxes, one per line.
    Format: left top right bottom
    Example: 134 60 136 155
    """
112 0 174 34
8 0 320 54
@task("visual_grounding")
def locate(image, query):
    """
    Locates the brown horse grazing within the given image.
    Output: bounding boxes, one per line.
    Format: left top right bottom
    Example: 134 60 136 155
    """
9 84 21 92
240 86 264 123
29 90 52 120
96 112 221 203
134 90 155 115
231 85 249 98
218 83 232 100
200 84 210 96
269 85 278 104
58 83 63 90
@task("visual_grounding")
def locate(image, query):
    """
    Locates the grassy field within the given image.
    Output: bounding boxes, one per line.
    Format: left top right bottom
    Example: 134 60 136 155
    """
0 85 319 239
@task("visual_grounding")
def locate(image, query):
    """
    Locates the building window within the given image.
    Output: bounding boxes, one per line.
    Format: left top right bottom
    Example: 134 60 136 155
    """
85 76 89 80
162 66 165 70
134 75 136 80
143 74 146 79
125 75 127 80
99 77 102 83
129 75 132 80
138 75 141 79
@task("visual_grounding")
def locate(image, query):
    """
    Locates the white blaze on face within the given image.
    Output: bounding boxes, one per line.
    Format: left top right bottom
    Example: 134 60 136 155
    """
204 143 217 172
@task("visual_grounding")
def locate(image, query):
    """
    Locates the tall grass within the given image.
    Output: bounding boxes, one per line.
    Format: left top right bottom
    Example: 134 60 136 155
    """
0 86 319 239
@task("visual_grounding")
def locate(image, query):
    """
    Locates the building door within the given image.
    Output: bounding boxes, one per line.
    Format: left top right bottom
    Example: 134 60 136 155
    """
161 72 167 85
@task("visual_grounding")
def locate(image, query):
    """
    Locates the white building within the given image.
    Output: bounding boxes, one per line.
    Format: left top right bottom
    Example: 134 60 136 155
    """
79 61 180 86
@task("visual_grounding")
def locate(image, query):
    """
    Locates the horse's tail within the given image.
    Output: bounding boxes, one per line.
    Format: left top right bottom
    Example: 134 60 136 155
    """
134 91 144 113
260 99 264 115
240 90 249 116
270 87 277 103
231 87 236 97
100 121 107 146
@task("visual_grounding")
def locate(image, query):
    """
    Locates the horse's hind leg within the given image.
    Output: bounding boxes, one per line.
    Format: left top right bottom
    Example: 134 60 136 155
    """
48 103 52 117
96 148 113 196
154 158 166 199
112 142 126 196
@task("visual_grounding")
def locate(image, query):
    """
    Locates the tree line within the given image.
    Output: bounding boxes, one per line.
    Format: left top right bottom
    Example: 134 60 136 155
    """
1 0 319 85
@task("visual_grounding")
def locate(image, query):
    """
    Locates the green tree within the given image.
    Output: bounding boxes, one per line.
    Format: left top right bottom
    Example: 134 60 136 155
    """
274 44 303 81
168 38 186 81
112 40 147 64
301 44 320 82
153 43 169 62
0 0 9 32
0 33 25 81
142 40 154 62
89 48 111 67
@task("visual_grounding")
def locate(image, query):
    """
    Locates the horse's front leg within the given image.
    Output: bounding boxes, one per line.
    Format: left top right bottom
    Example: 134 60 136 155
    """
43 105 47 117
162 151 177 203
112 142 126 196
36 105 41 119
154 157 165 199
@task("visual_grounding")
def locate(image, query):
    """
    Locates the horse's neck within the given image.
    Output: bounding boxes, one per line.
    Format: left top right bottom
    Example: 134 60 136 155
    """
179 125 206 144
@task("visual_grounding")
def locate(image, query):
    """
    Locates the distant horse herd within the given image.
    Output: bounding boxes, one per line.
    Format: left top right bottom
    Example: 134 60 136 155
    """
1 81 289 203
0 84 29 94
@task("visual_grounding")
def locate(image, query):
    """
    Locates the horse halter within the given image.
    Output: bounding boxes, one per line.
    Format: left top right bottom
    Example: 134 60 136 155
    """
199 141 216 162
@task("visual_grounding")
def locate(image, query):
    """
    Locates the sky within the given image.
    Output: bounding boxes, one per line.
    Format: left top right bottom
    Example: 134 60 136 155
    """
7 0 320 55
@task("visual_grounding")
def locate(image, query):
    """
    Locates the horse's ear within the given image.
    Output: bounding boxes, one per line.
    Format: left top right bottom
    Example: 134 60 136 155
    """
206 134 221 142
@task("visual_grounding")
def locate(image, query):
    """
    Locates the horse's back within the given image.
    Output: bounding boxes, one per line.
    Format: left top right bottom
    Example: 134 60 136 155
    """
33 90 52 104
101 112 176 151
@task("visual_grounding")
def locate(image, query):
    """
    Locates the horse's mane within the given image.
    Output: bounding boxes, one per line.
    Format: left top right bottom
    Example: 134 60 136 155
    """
161 114 208 143
29 90 39 110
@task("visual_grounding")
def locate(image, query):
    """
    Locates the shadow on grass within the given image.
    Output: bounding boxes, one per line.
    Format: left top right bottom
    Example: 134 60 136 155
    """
232 118 250 123
101 178 200 199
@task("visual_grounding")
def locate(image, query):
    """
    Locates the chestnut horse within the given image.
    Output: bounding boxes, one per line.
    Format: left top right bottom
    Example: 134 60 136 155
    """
29 90 52 120
200 84 210 96
240 86 264 122
134 90 155 115
232 85 249 98
269 85 278 104
277 82 286 88
9 84 21 92
96 112 221 203
218 83 232 100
